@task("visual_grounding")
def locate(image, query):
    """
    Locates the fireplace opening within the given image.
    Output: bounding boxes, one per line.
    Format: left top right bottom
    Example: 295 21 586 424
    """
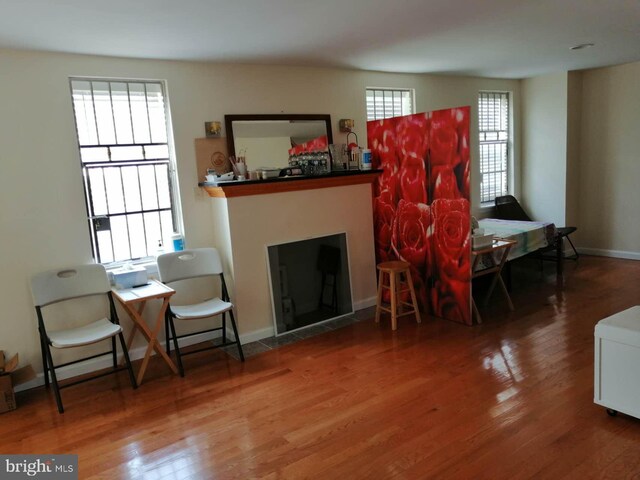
267 233 353 335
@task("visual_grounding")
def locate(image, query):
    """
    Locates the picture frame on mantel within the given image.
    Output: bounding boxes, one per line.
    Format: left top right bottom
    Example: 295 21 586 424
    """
194 137 232 183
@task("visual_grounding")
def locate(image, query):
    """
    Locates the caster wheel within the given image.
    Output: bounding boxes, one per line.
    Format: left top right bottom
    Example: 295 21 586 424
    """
606 408 618 417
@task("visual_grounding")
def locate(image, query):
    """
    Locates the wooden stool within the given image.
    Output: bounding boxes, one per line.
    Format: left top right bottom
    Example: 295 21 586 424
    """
375 261 421 330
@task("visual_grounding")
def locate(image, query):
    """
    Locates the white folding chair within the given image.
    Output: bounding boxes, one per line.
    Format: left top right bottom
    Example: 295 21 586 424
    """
157 248 244 376
30 264 137 413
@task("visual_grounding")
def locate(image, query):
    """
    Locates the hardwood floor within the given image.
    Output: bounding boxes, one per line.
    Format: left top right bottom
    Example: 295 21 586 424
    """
3 255 640 479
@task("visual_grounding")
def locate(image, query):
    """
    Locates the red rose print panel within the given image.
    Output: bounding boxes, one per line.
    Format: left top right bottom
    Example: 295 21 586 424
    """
391 200 431 267
399 156 427 204
391 200 432 307
368 107 471 324
368 119 400 203
427 108 471 202
430 198 471 324
373 190 396 263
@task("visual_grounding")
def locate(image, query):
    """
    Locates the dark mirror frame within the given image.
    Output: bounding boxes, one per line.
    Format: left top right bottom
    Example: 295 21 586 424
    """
224 114 333 158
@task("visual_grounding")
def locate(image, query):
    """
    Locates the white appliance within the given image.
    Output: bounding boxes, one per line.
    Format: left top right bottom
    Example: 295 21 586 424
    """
594 306 640 418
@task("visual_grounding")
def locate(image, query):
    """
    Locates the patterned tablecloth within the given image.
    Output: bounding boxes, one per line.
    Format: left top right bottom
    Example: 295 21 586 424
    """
477 219 556 261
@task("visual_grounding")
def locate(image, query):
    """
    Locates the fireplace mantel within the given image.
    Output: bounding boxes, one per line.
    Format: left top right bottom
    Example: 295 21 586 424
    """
200 170 381 198
207 175 379 343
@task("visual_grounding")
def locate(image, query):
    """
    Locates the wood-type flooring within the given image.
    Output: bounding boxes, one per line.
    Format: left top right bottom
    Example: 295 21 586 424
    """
2 255 640 479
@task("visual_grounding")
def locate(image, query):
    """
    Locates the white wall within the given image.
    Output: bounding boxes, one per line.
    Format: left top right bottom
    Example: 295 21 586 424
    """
521 72 568 226
577 61 640 256
0 47 520 375
565 71 582 228
520 62 640 258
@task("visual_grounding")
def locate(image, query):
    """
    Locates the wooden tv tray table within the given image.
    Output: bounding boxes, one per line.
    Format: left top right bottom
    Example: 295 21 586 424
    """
112 279 178 385
471 239 517 324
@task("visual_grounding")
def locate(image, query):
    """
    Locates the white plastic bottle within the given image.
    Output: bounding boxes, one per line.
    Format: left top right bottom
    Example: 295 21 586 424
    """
360 148 372 170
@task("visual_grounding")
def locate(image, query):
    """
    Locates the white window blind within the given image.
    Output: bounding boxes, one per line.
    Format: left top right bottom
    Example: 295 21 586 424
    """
70 78 181 264
366 88 414 121
478 91 510 203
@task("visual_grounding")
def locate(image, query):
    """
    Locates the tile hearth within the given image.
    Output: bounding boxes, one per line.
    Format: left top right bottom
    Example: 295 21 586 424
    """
222 306 376 360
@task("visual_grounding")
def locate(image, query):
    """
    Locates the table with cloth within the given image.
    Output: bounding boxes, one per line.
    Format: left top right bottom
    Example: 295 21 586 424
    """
471 219 559 321
477 219 556 260
475 218 560 281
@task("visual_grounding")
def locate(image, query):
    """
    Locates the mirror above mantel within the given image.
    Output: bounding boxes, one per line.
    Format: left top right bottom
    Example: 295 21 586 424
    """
225 114 333 170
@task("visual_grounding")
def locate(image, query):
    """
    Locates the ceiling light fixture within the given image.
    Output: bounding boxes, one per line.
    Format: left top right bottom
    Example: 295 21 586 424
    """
571 43 595 50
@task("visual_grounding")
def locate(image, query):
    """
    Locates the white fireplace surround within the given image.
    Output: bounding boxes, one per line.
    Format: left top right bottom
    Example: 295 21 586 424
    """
266 231 354 336
208 182 378 343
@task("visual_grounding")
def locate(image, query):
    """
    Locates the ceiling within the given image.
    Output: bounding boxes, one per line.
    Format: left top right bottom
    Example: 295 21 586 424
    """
1 0 639 78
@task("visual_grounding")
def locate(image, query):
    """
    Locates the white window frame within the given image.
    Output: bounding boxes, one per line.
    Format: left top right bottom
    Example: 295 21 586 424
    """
478 91 514 206
69 77 183 265
366 87 415 121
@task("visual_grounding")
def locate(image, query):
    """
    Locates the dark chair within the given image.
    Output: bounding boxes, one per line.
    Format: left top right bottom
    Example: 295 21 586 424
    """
494 195 579 259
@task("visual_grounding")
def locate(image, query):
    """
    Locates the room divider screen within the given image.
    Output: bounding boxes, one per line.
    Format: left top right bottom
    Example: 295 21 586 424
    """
368 107 472 325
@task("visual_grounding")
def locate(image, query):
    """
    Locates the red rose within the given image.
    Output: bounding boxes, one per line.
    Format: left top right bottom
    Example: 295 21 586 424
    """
431 198 471 283
374 163 399 202
399 155 427 204
396 114 429 162
369 118 401 202
410 265 430 312
432 166 461 201
373 191 396 263
391 200 432 272
461 157 471 200
430 110 459 168
452 107 471 201
431 278 471 325
452 107 470 141
429 198 471 323
368 119 398 170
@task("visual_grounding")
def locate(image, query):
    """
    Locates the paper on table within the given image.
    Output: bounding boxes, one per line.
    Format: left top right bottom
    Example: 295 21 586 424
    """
114 280 171 301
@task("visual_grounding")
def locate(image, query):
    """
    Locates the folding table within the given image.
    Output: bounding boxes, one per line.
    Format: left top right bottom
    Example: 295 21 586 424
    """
471 239 517 324
112 279 178 384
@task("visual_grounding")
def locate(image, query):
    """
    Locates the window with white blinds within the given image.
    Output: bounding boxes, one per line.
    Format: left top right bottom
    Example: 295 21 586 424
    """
478 91 510 203
70 78 182 264
366 88 414 121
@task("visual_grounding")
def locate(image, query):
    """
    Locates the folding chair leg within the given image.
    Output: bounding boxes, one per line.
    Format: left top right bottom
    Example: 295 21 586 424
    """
117 332 138 390
228 309 245 362
111 336 118 369
169 316 185 377
165 312 171 357
222 312 227 343
39 331 49 389
43 344 64 414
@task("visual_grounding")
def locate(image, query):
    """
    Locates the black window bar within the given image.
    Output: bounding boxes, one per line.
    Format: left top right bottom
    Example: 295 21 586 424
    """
70 79 177 264
366 88 414 121
479 91 510 203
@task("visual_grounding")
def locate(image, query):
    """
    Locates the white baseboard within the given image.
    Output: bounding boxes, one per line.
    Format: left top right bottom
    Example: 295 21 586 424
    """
578 247 640 261
235 326 275 344
354 296 377 311
15 330 222 393
15 299 377 393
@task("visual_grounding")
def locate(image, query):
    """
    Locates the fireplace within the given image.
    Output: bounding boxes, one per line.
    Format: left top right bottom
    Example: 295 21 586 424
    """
267 233 353 335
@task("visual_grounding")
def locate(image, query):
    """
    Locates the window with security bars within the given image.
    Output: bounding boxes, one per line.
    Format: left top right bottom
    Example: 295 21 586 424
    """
366 88 414 121
478 91 510 203
70 78 180 264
